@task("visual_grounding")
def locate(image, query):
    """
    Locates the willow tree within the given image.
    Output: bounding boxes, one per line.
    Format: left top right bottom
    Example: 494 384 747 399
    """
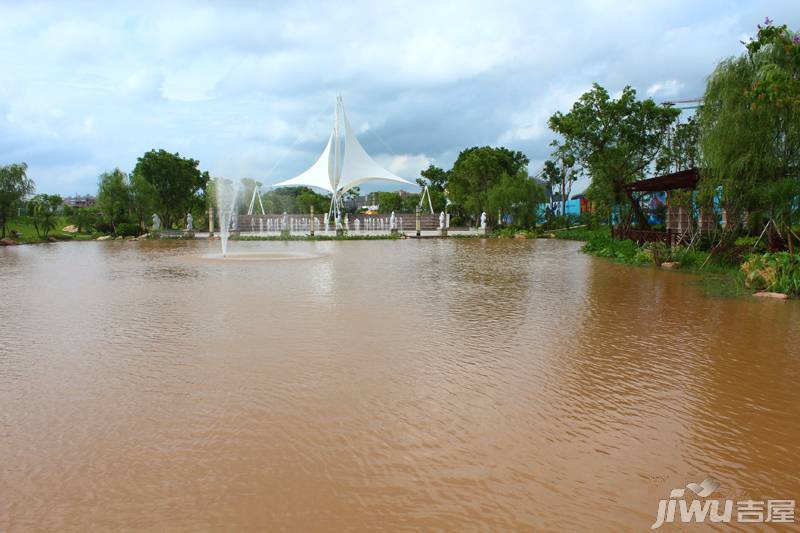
697 19 799 247
96 169 130 235
549 84 679 229
486 171 545 227
0 162 34 238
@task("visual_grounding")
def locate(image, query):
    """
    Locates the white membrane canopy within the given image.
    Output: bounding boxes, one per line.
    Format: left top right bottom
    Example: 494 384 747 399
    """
272 133 335 193
338 108 414 194
272 97 414 195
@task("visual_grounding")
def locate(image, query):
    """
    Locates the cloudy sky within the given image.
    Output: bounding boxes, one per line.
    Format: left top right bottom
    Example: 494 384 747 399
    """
1 0 797 196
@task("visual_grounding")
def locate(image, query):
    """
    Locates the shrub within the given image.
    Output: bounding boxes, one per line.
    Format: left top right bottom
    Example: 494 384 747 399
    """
493 227 528 238
734 235 768 253
115 223 142 237
95 221 113 234
696 231 723 252
671 247 708 269
582 234 649 264
554 227 608 241
646 241 671 265
741 252 800 295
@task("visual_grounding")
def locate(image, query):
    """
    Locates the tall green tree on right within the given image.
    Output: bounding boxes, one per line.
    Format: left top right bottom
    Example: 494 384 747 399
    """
549 84 679 228
697 18 799 245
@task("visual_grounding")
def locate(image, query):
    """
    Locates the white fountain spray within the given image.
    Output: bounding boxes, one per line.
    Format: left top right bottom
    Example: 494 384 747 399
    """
214 179 240 257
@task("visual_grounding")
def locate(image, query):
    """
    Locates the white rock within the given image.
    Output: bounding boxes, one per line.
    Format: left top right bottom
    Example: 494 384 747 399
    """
754 291 789 300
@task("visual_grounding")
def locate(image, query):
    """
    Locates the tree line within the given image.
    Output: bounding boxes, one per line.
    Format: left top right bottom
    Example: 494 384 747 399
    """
543 17 799 248
3 17 794 241
0 150 210 238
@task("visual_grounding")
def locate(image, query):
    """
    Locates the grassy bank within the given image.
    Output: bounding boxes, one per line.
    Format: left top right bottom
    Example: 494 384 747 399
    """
548 225 800 298
3 216 96 244
543 226 606 242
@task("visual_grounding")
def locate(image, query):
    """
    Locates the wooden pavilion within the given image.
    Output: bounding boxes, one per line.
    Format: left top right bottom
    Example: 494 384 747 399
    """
614 168 716 244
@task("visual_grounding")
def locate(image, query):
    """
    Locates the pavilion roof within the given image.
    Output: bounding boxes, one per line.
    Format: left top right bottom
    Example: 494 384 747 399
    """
624 168 700 192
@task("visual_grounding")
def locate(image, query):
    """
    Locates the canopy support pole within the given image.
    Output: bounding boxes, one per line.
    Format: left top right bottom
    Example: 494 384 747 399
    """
246 185 265 216
419 185 434 215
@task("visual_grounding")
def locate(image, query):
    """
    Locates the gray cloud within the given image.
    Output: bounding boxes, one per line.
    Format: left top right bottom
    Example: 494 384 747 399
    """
0 0 796 195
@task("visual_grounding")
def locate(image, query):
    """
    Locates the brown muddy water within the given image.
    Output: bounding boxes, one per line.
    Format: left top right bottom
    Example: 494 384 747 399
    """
1 238 799 531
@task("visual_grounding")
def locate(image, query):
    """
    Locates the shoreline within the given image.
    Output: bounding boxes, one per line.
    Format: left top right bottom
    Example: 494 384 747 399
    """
3 224 794 300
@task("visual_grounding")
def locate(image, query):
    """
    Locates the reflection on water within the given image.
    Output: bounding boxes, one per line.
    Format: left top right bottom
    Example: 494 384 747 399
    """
1 239 798 530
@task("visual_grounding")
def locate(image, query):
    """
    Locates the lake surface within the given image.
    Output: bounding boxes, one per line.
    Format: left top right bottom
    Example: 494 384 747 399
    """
1 238 799 530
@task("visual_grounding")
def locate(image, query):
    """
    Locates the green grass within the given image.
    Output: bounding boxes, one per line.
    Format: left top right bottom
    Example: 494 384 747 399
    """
574 229 756 296
545 226 609 241
492 227 541 238
4 216 96 244
741 252 800 296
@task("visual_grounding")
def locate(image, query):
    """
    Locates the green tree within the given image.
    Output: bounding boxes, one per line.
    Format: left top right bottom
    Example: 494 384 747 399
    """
697 19 799 246
70 206 100 233
0 162 35 238
28 194 62 238
400 192 421 212
132 149 207 228
417 165 448 213
339 186 360 214
446 146 530 224
745 18 800 111
376 191 403 213
263 188 293 213
655 115 700 175
486 171 545 228
296 187 330 214
549 84 679 228
238 178 262 214
542 141 578 224
97 169 131 235
129 172 158 230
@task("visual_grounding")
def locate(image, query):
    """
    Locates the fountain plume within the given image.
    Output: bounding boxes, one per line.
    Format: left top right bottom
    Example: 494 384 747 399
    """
214 178 241 257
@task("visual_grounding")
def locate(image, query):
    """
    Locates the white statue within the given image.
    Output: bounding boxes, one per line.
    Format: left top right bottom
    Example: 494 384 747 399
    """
439 211 445 229
480 211 487 229
282 211 288 231
186 212 193 230
354 219 360 232
390 211 397 230
324 212 330 232
152 213 161 230
344 214 349 230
